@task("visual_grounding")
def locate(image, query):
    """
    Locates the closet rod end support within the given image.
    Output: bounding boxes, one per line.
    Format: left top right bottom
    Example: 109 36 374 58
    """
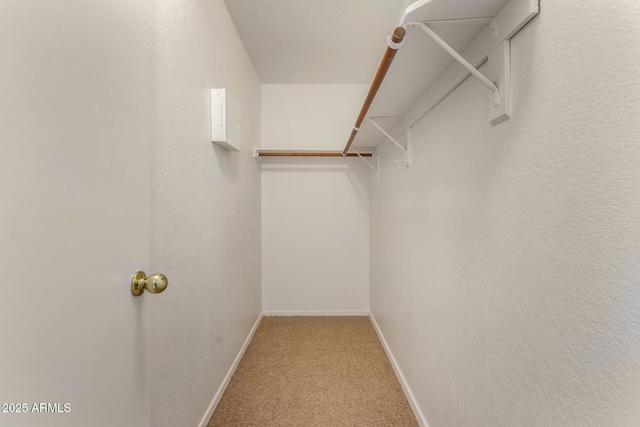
388 26 406 50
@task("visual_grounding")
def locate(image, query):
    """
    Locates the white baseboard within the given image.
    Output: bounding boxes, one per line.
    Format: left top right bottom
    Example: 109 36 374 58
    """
263 310 370 316
369 313 430 427
198 312 263 427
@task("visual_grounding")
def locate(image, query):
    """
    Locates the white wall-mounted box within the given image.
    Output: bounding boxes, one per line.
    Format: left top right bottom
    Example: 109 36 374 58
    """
211 88 240 151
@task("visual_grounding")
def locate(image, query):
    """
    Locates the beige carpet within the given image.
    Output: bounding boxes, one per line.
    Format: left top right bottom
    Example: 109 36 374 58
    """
207 316 419 427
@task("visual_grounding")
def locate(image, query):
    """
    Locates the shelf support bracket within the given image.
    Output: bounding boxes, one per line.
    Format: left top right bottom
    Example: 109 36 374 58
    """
407 21 511 125
365 118 412 167
413 22 499 100
352 149 380 181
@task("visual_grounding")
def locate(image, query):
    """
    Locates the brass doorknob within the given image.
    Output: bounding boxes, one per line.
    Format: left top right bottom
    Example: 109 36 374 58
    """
131 271 168 296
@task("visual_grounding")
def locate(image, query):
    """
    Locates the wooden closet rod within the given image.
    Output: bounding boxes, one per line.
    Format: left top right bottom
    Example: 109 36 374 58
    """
342 26 406 156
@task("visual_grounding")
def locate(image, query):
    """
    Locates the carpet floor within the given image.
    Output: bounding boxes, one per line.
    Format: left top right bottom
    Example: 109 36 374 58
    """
207 316 419 427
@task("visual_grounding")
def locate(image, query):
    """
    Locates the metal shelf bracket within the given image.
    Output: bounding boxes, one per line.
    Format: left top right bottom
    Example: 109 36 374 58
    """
352 149 380 181
406 20 511 125
365 118 412 168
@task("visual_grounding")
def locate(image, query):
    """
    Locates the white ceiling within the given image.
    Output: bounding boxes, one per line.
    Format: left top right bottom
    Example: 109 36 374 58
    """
224 0 409 84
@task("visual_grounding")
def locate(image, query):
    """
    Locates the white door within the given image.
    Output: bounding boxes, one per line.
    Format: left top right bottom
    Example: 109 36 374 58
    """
0 2 152 426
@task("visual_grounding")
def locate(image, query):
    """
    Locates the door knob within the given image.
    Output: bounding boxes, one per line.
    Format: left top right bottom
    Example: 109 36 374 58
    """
131 271 168 296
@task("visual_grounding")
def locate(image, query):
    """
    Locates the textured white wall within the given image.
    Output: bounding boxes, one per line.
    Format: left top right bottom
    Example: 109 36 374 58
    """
261 85 370 314
261 161 370 314
371 1 640 426
149 1 262 426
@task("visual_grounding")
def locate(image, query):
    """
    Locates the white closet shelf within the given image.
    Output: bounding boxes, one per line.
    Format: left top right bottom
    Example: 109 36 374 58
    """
345 0 539 153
